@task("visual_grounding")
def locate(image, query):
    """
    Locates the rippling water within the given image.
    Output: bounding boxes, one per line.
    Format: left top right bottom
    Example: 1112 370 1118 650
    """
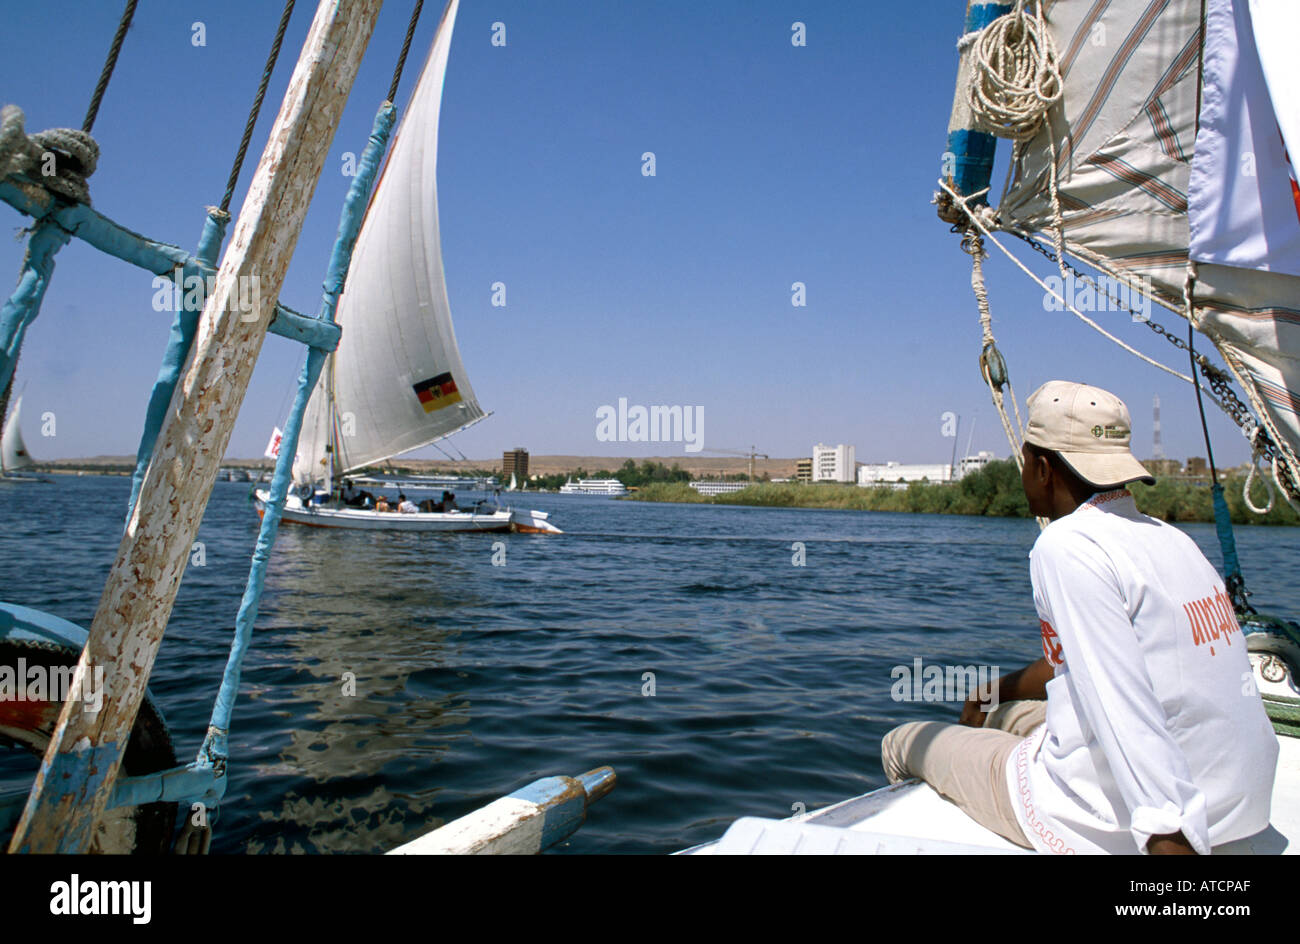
2 475 1298 854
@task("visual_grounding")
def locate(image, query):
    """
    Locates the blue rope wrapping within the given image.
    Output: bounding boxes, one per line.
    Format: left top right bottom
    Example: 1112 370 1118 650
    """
199 103 396 767
126 210 229 520
0 220 72 398
944 1 1012 203
1211 483 1241 580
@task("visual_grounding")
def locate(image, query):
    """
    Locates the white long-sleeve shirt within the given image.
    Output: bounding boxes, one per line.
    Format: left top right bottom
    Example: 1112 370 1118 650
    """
1006 489 1277 855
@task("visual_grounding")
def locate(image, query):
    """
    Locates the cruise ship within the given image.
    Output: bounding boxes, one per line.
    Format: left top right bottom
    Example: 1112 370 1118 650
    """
559 478 629 496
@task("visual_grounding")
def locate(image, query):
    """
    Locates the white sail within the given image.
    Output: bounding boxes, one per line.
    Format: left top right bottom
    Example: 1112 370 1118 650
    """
994 0 1300 487
508 472 517 491
296 0 484 484
2 394 35 472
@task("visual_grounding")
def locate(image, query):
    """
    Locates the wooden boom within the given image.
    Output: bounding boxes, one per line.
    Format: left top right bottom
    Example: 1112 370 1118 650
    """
8 0 384 854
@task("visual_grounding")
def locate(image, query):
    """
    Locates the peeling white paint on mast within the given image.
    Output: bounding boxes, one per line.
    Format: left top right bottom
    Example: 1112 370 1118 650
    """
9 0 384 854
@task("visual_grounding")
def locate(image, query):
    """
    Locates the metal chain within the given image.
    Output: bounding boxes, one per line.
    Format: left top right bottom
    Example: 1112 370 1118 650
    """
1008 230 1300 504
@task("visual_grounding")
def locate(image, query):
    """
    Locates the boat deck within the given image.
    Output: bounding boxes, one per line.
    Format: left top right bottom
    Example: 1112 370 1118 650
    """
684 732 1299 855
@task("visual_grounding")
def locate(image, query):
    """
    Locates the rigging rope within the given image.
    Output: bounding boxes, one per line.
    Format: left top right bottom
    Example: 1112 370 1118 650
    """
220 0 296 215
964 0 1067 280
82 0 138 134
950 0 1300 530
938 179 1212 393
387 0 427 104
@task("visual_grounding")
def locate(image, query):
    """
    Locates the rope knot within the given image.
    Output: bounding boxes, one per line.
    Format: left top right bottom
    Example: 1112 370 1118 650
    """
0 105 99 205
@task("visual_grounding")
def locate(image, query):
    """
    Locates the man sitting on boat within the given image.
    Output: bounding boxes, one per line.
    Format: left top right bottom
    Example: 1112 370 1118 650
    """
881 381 1277 854
397 493 417 514
340 478 374 507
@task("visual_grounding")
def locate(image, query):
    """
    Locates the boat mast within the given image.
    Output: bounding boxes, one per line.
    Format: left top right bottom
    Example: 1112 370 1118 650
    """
325 349 337 496
8 0 384 854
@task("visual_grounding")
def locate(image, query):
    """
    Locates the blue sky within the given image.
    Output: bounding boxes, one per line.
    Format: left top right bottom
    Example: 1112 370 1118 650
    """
0 0 1253 466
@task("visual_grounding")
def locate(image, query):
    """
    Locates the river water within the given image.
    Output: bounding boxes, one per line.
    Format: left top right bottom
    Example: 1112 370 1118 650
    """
1 475 1297 853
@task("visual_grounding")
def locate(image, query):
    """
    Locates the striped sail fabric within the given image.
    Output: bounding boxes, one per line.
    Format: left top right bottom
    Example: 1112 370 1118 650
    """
295 0 485 485
994 0 1300 477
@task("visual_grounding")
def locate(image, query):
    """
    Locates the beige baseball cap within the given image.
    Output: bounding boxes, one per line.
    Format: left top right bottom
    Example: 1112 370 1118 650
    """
1024 381 1155 487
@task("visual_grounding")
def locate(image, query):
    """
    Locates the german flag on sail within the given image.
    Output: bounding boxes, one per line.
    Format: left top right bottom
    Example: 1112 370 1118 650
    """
412 372 462 413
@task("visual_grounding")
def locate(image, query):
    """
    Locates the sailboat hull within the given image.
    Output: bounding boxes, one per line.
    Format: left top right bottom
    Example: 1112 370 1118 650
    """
0 472 51 484
254 490 561 533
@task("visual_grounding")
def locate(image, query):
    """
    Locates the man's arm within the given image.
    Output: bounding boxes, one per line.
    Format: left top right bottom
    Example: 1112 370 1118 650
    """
959 656 1053 727
1032 533 1210 854
1147 832 1197 855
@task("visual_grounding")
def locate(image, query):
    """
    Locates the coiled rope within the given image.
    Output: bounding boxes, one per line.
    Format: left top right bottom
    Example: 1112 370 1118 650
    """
963 0 1068 280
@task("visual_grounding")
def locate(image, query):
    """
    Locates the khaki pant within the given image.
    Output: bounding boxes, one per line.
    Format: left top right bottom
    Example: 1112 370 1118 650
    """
880 700 1046 849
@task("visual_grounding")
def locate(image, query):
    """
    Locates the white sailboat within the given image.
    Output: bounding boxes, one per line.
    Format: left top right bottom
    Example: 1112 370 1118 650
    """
684 0 1300 855
254 0 558 535
1 395 48 483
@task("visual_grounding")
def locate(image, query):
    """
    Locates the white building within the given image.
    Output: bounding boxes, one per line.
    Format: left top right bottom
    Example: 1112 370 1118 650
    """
857 462 953 487
690 481 749 496
856 452 998 489
812 443 856 483
957 451 995 477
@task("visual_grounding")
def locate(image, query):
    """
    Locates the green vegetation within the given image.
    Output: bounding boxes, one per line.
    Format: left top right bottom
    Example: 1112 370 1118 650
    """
627 458 1300 526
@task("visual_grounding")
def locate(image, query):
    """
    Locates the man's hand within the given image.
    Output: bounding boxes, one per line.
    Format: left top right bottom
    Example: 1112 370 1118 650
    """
1147 831 1197 855
958 694 991 728
957 657 1054 727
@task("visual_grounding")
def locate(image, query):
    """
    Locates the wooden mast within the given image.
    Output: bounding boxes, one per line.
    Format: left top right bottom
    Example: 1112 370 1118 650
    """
8 0 384 854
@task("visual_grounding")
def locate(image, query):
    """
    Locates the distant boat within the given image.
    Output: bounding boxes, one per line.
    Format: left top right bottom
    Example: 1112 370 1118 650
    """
1 395 50 483
559 478 628 496
254 0 558 535
507 472 518 491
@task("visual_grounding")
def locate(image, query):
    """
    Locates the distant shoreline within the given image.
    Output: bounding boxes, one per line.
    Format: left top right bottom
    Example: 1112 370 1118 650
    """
624 468 1300 527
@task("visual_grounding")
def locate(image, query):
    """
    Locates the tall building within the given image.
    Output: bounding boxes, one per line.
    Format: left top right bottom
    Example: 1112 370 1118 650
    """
795 458 812 483
812 443 856 483
502 447 529 481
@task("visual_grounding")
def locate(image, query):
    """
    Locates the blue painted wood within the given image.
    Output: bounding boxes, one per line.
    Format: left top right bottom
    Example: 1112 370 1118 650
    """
0 219 70 400
127 209 230 520
199 102 395 771
106 760 224 809
506 766 616 852
945 1 1012 203
0 602 214 814
10 740 122 853
0 182 342 361
0 600 87 650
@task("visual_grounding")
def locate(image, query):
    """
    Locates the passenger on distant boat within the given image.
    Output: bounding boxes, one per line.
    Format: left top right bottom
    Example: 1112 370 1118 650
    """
375 495 392 512
880 382 1277 855
398 493 417 514
340 477 374 507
